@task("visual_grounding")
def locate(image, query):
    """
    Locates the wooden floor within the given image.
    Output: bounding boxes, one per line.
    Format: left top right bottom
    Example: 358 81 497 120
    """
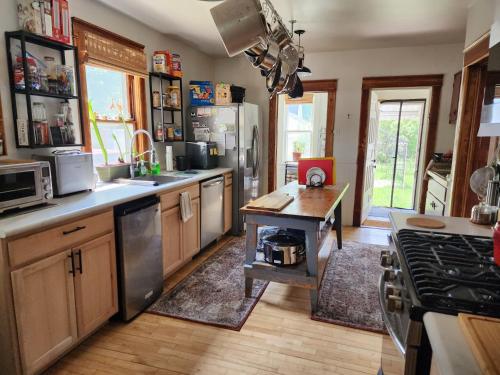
48 226 390 375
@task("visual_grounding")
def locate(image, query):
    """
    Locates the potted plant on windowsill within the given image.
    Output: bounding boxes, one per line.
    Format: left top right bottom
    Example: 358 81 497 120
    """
292 140 305 161
89 101 130 182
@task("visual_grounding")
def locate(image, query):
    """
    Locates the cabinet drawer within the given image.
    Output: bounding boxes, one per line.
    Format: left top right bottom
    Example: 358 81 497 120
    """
161 183 200 211
8 210 114 268
224 172 233 187
428 178 447 203
425 192 445 216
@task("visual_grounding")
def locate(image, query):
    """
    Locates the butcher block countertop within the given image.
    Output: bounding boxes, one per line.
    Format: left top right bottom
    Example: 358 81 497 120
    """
241 181 350 221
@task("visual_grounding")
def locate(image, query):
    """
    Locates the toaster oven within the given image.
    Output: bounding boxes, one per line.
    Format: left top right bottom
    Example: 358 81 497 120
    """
0 160 53 214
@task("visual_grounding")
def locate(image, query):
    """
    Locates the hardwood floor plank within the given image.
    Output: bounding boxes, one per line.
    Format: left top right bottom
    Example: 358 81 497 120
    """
45 227 386 375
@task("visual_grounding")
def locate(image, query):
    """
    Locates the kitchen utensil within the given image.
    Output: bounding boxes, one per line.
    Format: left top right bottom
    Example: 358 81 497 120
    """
246 192 294 211
266 60 282 92
280 43 299 75
256 39 280 73
288 75 304 99
486 180 500 206
470 202 496 225
306 167 326 187
470 166 496 199
406 217 446 229
262 230 305 266
210 0 267 57
458 313 500 375
176 155 189 171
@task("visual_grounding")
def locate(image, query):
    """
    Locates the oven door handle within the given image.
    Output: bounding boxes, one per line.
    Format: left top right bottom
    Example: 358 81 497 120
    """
378 274 406 356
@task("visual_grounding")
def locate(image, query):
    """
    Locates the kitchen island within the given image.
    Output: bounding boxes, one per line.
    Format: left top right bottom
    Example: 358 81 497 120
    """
241 181 349 313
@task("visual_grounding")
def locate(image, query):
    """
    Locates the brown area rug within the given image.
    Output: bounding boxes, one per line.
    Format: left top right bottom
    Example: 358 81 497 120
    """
312 240 387 334
147 237 268 331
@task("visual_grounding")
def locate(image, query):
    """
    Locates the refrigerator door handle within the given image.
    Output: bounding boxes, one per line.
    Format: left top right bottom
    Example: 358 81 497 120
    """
252 125 260 178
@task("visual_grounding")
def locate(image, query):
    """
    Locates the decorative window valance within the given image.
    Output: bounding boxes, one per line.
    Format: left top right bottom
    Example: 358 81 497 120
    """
72 18 147 77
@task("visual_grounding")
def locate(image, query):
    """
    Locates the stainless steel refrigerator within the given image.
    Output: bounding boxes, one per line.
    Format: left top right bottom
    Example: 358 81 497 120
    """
187 103 262 235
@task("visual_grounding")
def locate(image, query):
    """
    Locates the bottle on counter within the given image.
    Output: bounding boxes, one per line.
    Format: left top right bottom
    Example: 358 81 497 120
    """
494 222 500 266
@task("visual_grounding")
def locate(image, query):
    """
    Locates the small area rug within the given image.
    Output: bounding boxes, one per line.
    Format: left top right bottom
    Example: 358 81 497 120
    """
312 240 387 333
147 238 268 331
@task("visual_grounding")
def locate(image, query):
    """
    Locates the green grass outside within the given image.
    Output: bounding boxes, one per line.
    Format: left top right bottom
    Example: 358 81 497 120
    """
373 162 416 209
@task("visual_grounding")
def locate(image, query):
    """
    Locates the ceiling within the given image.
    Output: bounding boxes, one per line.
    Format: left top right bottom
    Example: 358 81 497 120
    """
96 0 473 57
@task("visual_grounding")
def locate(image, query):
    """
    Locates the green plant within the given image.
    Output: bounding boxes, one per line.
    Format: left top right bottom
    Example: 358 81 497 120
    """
293 140 305 154
88 101 108 165
112 132 125 163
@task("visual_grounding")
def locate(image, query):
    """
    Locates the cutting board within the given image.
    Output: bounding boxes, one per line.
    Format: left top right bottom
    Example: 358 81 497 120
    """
406 217 446 229
246 193 294 212
458 313 500 375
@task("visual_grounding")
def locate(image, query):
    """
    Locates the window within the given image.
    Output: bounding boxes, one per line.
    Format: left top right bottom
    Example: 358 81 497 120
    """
284 101 314 161
85 65 136 166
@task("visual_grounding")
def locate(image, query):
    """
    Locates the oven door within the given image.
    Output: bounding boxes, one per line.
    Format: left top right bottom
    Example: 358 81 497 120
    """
0 166 43 211
379 274 407 375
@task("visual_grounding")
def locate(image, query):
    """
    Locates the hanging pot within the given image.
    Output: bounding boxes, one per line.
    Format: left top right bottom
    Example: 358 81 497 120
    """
256 39 280 74
210 0 267 57
280 43 300 75
266 59 282 93
288 75 304 98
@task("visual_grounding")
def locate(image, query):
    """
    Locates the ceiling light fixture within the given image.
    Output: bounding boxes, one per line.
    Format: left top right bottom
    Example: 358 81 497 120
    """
294 29 312 78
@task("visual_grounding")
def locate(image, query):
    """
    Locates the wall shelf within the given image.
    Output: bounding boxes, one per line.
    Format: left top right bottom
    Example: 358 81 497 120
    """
5 30 84 149
149 72 184 143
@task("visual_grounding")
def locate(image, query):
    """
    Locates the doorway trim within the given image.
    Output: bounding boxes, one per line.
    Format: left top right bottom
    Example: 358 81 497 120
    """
450 32 490 217
352 74 444 226
268 79 337 192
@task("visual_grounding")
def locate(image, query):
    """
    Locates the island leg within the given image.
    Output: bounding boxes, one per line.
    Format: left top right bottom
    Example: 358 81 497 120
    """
245 222 258 297
305 229 319 313
334 201 342 249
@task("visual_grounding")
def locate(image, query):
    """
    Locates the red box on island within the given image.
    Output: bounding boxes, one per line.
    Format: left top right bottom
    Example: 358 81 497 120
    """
297 157 336 186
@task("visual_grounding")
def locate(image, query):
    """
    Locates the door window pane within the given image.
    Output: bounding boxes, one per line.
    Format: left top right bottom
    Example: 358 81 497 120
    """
286 132 312 161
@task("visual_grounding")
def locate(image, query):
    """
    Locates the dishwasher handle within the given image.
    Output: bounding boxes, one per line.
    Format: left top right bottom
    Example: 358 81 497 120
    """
202 177 224 188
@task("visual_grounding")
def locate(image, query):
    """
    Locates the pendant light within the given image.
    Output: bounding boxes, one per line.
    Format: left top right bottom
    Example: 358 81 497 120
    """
294 29 312 77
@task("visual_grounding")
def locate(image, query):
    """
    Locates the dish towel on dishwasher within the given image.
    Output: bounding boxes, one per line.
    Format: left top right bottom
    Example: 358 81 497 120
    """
180 191 193 223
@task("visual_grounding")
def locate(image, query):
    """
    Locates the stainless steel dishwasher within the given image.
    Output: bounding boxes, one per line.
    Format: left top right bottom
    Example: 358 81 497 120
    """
201 176 224 248
114 195 163 321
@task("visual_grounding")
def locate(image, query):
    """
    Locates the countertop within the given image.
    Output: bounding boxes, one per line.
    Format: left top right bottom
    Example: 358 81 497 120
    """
241 181 349 221
389 212 493 237
423 312 481 375
0 168 232 239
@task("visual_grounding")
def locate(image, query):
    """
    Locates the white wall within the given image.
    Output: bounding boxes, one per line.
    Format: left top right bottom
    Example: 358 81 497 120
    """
465 0 495 47
0 0 214 164
215 43 463 225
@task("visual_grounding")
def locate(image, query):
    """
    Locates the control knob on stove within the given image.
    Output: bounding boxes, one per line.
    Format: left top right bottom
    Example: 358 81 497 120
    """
387 295 403 312
385 283 401 298
383 268 397 282
380 250 394 267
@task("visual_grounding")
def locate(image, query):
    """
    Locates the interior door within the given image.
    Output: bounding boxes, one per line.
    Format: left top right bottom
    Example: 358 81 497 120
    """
361 93 379 223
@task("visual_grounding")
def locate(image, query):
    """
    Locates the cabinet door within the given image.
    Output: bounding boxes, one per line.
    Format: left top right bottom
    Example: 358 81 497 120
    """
162 206 183 277
73 233 118 338
224 184 232 233
183 197 201 259
11 250 78 375
425 192 445 216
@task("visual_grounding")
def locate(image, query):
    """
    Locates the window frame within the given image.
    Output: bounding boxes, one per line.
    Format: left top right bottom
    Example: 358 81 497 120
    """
283 96 315 161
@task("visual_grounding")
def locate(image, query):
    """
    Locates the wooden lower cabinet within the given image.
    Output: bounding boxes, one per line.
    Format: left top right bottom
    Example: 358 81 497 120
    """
11 250 78 375
162 206 184 276
183 197 201 260
162 194 201 278
73 233 118 338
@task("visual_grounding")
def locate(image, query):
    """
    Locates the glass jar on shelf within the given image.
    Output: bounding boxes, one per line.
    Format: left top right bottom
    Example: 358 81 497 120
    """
167 86 181 109
155 122 164 141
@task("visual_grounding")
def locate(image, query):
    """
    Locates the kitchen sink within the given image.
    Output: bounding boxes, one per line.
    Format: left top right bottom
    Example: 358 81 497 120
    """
116 175 189 186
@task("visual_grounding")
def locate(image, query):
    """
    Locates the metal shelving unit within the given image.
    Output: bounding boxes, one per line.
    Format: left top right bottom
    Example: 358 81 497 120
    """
149 72 184 142
5 30 84 149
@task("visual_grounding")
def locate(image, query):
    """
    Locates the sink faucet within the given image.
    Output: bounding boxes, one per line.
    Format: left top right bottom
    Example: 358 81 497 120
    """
130 129 156 178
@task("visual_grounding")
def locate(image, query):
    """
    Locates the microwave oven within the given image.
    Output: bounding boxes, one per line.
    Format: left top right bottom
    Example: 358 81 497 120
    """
0 160 53 214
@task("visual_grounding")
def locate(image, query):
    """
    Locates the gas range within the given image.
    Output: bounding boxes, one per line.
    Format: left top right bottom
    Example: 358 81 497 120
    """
396 229 500 318
379 228 499 375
